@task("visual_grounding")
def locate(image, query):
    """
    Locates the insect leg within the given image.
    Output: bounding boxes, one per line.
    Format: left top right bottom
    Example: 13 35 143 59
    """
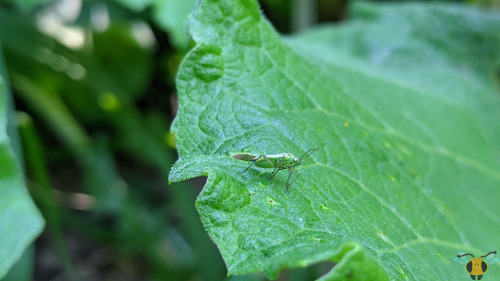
268 166 280 180
285 168 300 193
241 161 255 173
268 157 283 180
240 155 264 173
261 155 277 168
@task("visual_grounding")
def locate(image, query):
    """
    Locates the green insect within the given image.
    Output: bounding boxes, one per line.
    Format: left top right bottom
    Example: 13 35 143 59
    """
239 143 327 192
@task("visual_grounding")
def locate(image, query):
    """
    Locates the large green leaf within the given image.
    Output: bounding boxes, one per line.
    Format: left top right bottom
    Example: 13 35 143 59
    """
169 0 500 279
0 69 44 278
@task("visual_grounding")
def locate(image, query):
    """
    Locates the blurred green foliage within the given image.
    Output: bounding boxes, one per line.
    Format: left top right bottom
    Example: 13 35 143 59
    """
0 0 227 280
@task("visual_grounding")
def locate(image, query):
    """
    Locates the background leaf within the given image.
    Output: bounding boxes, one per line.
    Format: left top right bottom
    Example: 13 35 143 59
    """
152 0 197 50
113 0 197 50
170 0 500 280
0 50 44 279
0 1 227 279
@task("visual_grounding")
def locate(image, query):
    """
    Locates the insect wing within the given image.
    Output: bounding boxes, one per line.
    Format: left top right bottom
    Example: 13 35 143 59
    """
483 253 499 265
232 153 258 161
454 251 471 264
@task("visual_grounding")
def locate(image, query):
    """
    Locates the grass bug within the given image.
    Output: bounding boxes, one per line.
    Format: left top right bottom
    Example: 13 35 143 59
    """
238 143 327 192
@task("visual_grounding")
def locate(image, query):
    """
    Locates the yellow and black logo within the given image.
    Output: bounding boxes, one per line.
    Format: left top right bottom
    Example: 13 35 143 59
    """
454 251 499 280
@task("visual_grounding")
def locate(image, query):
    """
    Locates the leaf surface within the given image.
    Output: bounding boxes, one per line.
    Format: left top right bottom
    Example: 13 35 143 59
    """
0 75 44 278
170 0 500 279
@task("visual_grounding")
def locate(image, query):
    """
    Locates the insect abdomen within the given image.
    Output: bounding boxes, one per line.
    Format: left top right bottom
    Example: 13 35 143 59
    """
254 157 279 168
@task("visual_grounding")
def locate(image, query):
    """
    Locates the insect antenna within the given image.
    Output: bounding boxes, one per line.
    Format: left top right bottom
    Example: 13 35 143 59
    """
297 143 327 164
457 253 474 258
481 251 497 258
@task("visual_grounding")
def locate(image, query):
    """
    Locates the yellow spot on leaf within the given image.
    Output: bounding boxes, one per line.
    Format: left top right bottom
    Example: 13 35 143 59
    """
267 197 277 205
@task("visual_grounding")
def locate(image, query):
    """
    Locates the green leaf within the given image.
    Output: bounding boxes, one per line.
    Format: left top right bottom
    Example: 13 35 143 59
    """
152 0 197 50
169 0 500 279
114 0 196 49
0 66 44 278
